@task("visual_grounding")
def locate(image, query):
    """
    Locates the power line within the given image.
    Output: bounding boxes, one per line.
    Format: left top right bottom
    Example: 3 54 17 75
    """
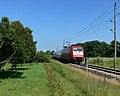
76 21 111 42
96 19 113 32
67 2 120 42
69 16 115 41
97 4 114 19
66 3 114 41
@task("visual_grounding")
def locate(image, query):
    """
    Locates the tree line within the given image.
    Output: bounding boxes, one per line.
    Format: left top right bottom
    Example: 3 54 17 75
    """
0 17 52 69
1 16 120 68
76 40 120 57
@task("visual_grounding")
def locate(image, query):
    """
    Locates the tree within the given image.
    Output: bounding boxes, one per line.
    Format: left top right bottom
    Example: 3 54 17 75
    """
76 40 120 57
35 51 51 63
51 50 55 55
0 17 37 67
81 40 101 57
0 17 14 62
109 40 120 57
10 21 36 64
100 42 110 57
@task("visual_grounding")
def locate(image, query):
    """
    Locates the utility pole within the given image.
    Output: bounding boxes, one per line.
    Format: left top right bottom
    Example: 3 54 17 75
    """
114 0 116 69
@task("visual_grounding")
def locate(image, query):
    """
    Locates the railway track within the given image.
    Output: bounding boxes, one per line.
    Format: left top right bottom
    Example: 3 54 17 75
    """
69 63 120 83
75 64 120 75
87 64 120 75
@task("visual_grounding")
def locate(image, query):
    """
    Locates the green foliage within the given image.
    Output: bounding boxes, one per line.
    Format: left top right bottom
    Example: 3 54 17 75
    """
0 17 14 62
76 40 120 57
0 16 36 64
91 57 104 65
50 50 55 55
44 62 83 96
10 21 36 64
35 51 51 63
89 57 120 69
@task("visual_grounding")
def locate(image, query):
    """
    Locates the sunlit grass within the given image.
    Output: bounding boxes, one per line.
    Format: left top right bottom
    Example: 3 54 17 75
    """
49 60 120 96
0 63 50 96
89 57 120 69
0 61 120 96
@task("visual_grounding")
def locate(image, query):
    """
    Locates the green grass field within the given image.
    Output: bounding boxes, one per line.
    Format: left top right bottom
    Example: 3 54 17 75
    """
0 63 50 96
48 60 120 96
0 61 120 96
89 57 120 69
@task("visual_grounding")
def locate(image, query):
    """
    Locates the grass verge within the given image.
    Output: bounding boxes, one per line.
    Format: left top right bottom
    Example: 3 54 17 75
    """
89 57 120 69
0 63 50 96
0 61 120 96
49 60 120 96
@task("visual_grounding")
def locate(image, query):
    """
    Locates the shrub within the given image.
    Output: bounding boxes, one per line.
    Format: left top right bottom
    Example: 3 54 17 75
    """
91 57 103 65
35 51 51 63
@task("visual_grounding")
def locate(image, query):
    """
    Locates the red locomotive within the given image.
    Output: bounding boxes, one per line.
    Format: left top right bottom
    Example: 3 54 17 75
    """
53 45 84 64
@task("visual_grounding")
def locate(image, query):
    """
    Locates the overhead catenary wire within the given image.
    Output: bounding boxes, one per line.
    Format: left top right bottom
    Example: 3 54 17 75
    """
96 19 113 32
75 21 112 42
66 3 115 41
69 16 115 42
61 1 120 50
65 2 118 43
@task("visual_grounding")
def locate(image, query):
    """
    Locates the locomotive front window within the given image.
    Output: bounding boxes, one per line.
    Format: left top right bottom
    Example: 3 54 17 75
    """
73 48 82 51
77 48 82 51
73 48 77 51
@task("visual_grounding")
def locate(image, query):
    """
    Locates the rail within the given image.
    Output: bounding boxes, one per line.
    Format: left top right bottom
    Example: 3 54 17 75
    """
88 64 120 75
77 64 120 75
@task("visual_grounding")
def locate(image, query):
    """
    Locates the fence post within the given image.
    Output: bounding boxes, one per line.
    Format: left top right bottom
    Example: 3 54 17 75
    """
85 57 89 66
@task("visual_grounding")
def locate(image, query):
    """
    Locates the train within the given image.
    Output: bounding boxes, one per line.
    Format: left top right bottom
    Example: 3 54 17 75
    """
53 45 84 64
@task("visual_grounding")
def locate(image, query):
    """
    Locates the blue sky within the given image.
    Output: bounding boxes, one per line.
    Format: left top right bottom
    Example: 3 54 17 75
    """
0 0 120 51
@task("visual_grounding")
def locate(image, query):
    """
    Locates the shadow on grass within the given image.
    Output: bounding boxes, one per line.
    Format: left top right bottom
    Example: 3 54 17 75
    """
12 68 29 71
0 70 26 79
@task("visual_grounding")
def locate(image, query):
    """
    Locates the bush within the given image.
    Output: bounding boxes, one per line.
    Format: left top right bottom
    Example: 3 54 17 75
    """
35 51 51 63
90 57 103 65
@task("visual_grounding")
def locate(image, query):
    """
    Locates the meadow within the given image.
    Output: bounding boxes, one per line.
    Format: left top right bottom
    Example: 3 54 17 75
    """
0 63 50 96
89 57 120 69
0 60 120 96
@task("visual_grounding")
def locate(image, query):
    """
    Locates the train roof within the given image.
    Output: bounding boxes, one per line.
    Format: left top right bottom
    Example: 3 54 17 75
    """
64 45 83 48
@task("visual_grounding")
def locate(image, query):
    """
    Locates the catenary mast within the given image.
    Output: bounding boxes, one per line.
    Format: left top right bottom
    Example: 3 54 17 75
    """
114 0 116 69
